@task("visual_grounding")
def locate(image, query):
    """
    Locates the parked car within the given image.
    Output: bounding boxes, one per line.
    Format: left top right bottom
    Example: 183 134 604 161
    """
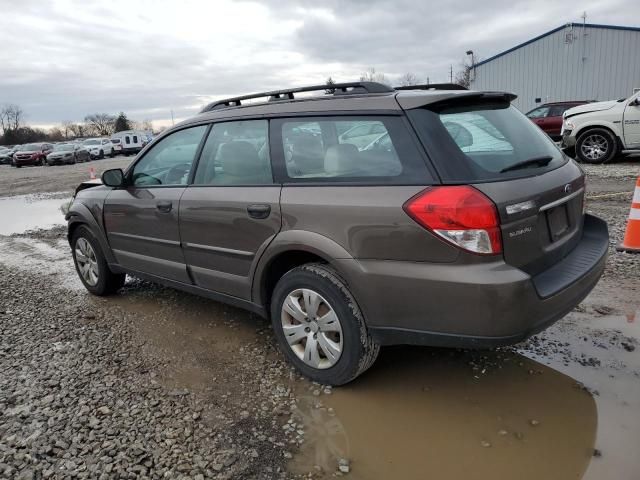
13 143 53 167
111 130 147 155
525 101 591 140
83 138 115 159
0 147 13 165
66 82 608 385
561 91 640 163
46 143 90 165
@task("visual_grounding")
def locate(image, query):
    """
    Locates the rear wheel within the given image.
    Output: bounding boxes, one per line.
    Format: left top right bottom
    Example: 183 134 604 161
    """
72 225 125 295
576 128 619 164
99 149 104 159
270 263 379 385
110 148 115 158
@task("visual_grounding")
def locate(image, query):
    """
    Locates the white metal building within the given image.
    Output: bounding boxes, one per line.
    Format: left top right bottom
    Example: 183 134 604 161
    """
469 23 640 113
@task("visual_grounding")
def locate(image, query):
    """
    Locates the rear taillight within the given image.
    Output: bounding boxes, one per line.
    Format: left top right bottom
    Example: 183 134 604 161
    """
403 186 502 255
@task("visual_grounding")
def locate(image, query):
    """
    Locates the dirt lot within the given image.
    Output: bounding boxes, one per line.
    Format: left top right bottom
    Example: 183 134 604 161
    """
0 159 639 479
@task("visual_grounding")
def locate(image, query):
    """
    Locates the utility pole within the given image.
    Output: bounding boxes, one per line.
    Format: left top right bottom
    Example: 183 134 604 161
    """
170 110 175 126
449 65 453 83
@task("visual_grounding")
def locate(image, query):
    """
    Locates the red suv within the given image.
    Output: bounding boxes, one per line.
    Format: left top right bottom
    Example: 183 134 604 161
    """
13 143 53 167
526 102 591 140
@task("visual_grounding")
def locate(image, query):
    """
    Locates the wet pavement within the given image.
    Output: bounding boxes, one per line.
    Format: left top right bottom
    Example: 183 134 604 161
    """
0 194 68 235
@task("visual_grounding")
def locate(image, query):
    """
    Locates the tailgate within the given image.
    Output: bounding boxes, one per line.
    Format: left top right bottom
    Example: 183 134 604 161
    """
474 160 586 276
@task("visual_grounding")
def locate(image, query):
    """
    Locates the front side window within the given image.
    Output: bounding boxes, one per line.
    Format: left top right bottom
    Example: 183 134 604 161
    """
131 125 207 186
278 116 429 182
133 135 138 143
193 120 271 185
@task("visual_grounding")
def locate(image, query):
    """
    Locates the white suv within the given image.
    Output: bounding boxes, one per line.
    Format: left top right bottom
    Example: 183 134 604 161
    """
82 138 115 159
561 91 640 163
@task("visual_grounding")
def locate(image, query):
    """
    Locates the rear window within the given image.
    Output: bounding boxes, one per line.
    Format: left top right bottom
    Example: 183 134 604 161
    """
273 116 432 183
111 138 121 144
407 102 567 182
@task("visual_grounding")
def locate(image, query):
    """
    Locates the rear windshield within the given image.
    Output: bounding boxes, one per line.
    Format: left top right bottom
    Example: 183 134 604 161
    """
407 102 567 182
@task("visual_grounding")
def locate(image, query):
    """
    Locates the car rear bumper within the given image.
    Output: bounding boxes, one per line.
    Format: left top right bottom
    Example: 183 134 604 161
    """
340 214 608 348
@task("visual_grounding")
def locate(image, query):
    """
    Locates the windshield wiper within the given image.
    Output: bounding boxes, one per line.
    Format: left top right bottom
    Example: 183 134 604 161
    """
500 155 553 173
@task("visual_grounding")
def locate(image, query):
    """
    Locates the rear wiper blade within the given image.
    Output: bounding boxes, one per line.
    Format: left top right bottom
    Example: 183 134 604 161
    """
500 156 553 173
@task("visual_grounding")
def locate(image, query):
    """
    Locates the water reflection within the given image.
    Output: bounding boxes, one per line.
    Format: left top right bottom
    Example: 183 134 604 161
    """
291 346 597 480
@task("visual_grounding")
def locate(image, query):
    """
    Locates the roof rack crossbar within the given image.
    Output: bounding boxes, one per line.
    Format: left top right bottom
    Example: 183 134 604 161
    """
201 81 393 112
394 83 468 91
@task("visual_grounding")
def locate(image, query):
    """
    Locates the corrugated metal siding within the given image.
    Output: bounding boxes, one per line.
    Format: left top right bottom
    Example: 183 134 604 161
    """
470 25 640 112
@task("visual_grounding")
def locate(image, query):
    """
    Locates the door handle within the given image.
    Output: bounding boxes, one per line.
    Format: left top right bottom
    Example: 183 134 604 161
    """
156 201 173 213
247 204 271 219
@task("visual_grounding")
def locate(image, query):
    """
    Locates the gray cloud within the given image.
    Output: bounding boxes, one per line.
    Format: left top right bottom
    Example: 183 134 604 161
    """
0 0 635 126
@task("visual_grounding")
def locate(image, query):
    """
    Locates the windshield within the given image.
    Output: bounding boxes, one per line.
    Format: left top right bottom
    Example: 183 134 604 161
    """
54 144 74 151
23 143 42 150
83 139 99 145
407 102 567 182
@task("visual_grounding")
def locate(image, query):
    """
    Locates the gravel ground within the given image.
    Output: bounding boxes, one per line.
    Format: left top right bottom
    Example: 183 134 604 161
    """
0 263 305 479
0 157 132 197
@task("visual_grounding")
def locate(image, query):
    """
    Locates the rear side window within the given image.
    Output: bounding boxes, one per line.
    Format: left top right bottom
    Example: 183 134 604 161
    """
193 120 272 185
273 116 431 183
407 103 567 182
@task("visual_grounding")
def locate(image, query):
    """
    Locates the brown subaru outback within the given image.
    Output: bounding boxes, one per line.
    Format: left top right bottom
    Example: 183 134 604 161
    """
67 82 609 385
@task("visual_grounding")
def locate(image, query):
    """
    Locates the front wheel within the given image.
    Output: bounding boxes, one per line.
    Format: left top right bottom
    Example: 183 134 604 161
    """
270 263 380 385
72 225 125 295
110 148 115 158
99 149 104 159
576 128 619 164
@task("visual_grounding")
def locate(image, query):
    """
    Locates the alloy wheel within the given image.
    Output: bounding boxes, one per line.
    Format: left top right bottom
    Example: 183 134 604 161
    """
581 134 609 161
281 288 343 369
75 237 99 286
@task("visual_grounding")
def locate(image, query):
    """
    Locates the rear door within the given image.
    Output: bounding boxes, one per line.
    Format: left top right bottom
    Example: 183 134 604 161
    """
103 124 208 282
179 119 281 300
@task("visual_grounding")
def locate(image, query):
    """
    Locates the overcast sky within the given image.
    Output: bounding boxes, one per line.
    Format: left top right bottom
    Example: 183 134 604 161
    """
0 0 636 128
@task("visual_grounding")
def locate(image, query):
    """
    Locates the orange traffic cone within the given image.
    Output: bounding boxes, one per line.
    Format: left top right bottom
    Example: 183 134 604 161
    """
89 167 96 179
617 176 640 254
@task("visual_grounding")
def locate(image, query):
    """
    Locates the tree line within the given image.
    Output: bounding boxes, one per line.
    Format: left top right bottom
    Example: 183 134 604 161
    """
0 106 153 146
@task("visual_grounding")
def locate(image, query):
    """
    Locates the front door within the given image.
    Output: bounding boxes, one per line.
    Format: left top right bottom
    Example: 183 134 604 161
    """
623 95 640 147
104 124 208 283
179 119 281 299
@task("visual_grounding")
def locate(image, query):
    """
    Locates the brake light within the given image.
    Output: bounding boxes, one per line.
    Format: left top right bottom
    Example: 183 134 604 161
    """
403 186 502 255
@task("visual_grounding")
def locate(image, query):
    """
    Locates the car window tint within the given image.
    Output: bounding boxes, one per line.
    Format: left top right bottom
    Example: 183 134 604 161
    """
279 117 429 182
193 120 271 185
131 125 206 186
526 106 550 119
548 105 566 117
441 112 514 153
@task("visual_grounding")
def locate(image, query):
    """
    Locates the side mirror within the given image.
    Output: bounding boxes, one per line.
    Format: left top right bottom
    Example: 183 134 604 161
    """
633 98 640 106
102 168 125 187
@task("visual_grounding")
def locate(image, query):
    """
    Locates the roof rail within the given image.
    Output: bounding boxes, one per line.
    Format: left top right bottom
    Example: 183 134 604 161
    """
394 83 468 91
200 81 394 112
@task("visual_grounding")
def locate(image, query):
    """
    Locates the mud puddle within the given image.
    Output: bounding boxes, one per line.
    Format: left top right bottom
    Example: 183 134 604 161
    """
290 347 597 479
0 194 69 235
520 306 640 480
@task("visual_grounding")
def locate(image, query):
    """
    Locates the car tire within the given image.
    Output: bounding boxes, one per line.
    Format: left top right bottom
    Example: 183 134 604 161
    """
270 263 380 386
576 128 619 164
110 148 115 158
99 149 104 159
71 225 126 296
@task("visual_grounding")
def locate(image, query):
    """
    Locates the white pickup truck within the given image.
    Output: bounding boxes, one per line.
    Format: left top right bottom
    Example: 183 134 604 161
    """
561 91 640 163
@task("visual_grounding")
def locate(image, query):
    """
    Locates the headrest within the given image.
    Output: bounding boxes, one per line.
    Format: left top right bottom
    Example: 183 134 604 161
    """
324 143 360 176
218 141 260 177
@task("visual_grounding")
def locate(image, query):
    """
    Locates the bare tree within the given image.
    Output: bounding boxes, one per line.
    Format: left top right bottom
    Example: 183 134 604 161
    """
68 123 87 138
84 113 115 136
454 57 478 88
359 67 389 86
398 72 420 86
61 121 74 139
325 76 336 94
0 104 24 135
141 119 153 132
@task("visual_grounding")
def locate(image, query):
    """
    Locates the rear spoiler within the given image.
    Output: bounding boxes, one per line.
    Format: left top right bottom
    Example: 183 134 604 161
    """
396 91 517 110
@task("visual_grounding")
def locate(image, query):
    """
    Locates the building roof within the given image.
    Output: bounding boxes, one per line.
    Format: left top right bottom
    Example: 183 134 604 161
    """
475 23 640 68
